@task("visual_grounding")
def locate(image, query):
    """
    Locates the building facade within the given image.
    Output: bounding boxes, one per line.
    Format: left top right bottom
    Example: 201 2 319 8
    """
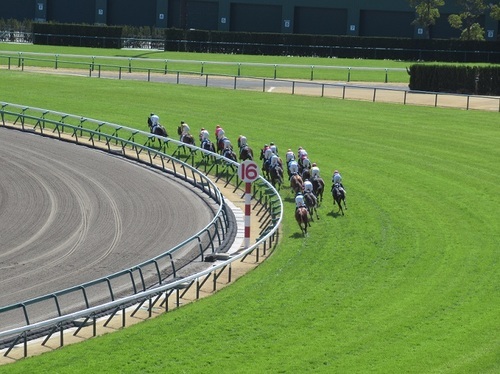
1 0 498 40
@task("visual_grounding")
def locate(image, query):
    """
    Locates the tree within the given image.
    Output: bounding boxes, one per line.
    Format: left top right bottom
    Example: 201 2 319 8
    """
448 0 487 40
408 0 445 39
490 2 500 20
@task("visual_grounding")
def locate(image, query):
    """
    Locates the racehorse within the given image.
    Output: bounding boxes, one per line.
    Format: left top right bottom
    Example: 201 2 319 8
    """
201 139 216 153
295 207 310 236
332 182 347 216
302 167 311 181
217 137 230 154
148 122 168 147
177 126 195 145
270 165 284 190
222 147 237 162
290 174 303 194
312 177 325 206
239 145 254 161
304 191 319 221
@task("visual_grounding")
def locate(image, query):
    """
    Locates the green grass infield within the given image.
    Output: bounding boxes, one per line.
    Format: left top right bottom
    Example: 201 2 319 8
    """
0 68 499 373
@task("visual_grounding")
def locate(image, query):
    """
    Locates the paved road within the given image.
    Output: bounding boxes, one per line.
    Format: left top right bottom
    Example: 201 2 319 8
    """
0 128 216 311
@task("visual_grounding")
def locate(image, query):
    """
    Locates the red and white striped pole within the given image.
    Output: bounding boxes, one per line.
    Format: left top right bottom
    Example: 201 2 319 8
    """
244 181 252 248
238 160 259 248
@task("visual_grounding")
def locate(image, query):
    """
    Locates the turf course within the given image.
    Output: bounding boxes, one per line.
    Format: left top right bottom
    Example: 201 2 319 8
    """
0 43 473 83
0 65 499 373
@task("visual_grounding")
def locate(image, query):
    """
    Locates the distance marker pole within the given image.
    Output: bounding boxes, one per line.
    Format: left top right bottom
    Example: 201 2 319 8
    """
244 182 251 248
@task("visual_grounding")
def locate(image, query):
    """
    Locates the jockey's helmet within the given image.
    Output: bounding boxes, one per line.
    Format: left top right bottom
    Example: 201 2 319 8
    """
334 170 339 174
312 163 317 167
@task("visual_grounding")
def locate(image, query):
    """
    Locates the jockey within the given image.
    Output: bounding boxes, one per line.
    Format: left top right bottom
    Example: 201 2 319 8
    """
311 163 320 180
288 159 299 179
285 148 295 164
270 142 278 155
238 135 247 149
297 146 308 160
199 127 209 142
303 178 314 194
215 125 225 141
148 113 160 132
180 121 190 142
295 191 307 211
332 170 346 194
223 138 232 150
301 157 311 170
270 154 280 170
264 145 274 160
297 147 308 168
262 144 274 170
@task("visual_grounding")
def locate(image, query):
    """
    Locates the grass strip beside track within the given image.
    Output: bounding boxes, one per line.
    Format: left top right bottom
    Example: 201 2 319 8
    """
0 69 499 373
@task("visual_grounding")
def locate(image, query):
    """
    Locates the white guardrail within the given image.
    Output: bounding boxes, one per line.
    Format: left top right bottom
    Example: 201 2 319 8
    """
0 102 283 359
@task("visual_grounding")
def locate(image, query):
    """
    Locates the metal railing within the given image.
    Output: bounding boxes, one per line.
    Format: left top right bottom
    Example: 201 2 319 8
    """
0 102 283 358
1 52 498 112
0 51 407 82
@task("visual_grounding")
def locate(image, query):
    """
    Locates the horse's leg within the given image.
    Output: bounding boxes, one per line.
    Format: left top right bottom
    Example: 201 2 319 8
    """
337 198 344 216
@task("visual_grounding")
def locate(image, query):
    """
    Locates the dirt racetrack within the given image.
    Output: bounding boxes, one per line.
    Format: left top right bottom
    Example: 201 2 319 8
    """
0 128 217 309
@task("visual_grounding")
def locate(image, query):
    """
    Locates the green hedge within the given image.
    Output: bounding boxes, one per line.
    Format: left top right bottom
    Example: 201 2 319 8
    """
408 65 500 95
165 28 500 63
33 23 123 49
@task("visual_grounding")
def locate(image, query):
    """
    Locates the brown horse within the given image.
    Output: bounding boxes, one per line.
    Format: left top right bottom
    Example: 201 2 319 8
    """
177 126 195 145
304 191 319 221
270 164 284 190
290 174 303 194
239 145 254 161
217 137 230 154
332 182 347 216
312 177 325 206
295 207 310 236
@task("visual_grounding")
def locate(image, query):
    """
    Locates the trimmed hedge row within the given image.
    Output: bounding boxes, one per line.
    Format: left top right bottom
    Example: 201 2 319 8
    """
165 29 500 63
33 23 122 49
408 65 500 95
